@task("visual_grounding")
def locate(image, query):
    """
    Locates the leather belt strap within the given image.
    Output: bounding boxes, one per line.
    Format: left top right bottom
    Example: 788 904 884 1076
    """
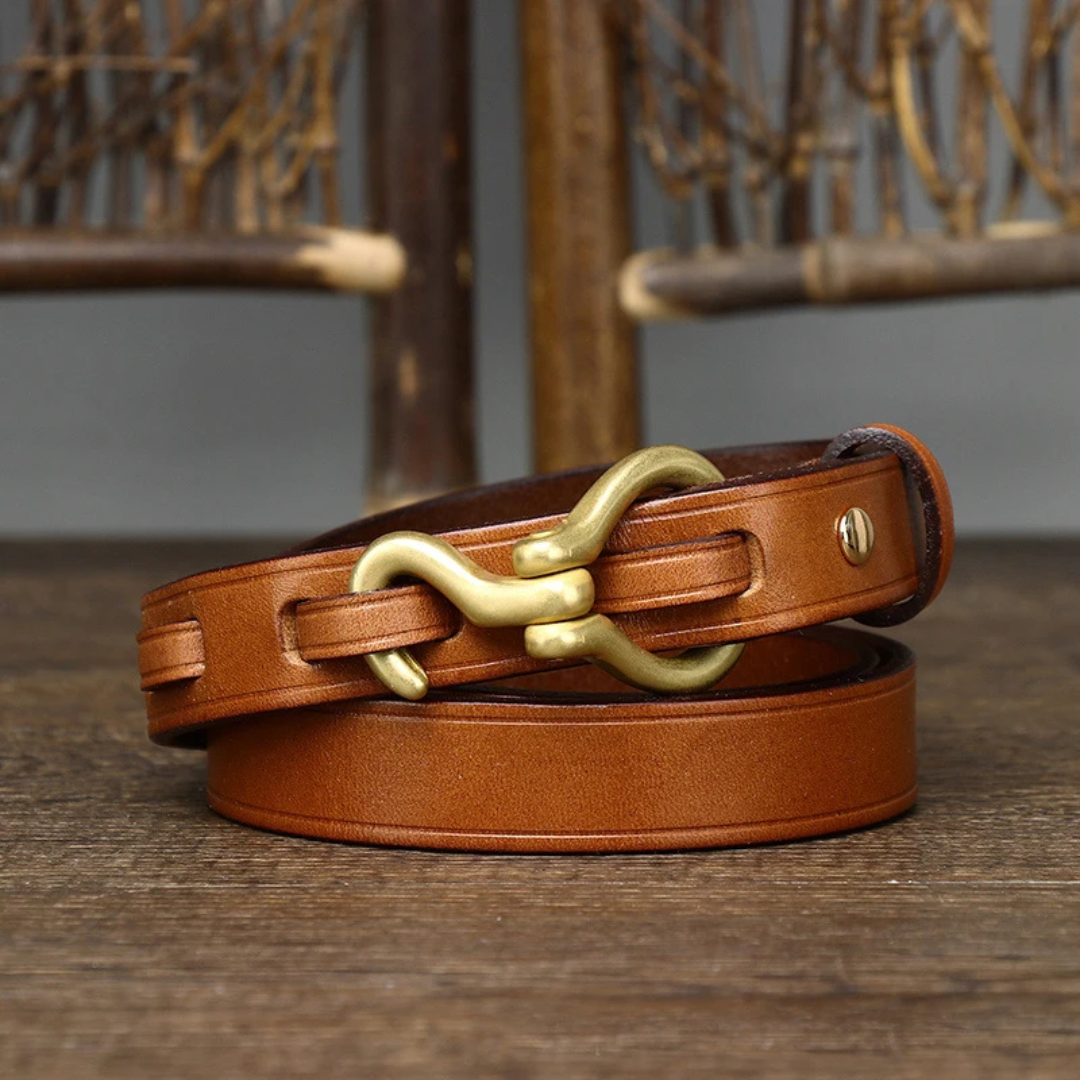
141 424 953 852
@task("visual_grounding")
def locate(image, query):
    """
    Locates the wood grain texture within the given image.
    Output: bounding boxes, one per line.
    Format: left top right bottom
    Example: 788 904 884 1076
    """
522 0 640 473
1 539 1078 1078
365 0 476 512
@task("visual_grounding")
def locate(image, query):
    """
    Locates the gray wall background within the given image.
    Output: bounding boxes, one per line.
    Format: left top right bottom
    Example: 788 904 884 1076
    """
1 2 1078 537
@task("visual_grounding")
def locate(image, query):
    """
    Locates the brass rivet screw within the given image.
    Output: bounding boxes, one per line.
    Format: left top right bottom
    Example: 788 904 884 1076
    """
838 507 875 566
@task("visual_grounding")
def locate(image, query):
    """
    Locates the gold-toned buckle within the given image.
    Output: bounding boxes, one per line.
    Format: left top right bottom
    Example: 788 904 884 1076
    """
349 446 745 700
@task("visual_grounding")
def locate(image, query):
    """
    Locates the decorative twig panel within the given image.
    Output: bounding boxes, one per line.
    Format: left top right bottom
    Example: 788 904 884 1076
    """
619 0 1080 316
0 0 362 232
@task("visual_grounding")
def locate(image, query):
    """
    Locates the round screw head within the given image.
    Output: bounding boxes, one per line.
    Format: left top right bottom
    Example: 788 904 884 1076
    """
838 507 875 566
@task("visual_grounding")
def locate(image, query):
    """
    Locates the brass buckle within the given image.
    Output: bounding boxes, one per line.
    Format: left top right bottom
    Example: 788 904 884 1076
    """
349 446 745 700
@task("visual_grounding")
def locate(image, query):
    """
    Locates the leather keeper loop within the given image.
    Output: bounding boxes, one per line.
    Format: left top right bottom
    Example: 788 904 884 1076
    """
822 423 954 627
137 619 205 690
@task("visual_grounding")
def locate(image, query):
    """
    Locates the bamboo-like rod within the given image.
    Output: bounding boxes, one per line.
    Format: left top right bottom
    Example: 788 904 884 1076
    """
28 0 61 225
914 12 941 163
701 0 736 248
891 2 954 214
671 0 696 253
61 0 92 228
0 227 406 292
734 0 772 245
873 0 906 237
312 0 341 227
621 228 1080 319
164 0 204 229
779 0 812 244
949 0 1080 222
828 0 864 237
954 0 989 235
1046 22 1064 177
1004 0 1052 220
105 0 137 229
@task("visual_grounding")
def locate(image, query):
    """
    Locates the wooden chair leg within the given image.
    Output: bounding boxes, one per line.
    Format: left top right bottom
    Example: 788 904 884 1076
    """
366 0 475 512
522 0 640 474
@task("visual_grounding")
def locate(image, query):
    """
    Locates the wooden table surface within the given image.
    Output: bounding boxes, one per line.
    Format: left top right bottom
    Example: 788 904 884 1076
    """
2 539 1078 1078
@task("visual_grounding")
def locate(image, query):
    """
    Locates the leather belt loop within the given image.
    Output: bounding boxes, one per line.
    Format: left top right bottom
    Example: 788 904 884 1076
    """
137 619 206 690
822 424 954 627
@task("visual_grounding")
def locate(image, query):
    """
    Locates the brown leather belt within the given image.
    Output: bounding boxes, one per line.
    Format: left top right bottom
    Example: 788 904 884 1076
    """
140 424 953 852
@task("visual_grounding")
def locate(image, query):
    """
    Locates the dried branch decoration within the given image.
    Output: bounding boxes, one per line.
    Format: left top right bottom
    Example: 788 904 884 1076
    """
622 0 1080 247
0 0 362 232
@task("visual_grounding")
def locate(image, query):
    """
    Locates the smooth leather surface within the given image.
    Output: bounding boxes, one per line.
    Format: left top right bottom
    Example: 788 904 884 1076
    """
140 426 952 852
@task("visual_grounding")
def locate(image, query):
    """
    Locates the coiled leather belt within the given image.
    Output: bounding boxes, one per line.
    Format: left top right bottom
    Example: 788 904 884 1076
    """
140 424 953 852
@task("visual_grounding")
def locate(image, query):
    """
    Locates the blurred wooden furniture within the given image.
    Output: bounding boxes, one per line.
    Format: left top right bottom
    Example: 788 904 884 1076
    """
523 0 1080 470
0 0 473 510
522 0 640 474
3 536 1078 1075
